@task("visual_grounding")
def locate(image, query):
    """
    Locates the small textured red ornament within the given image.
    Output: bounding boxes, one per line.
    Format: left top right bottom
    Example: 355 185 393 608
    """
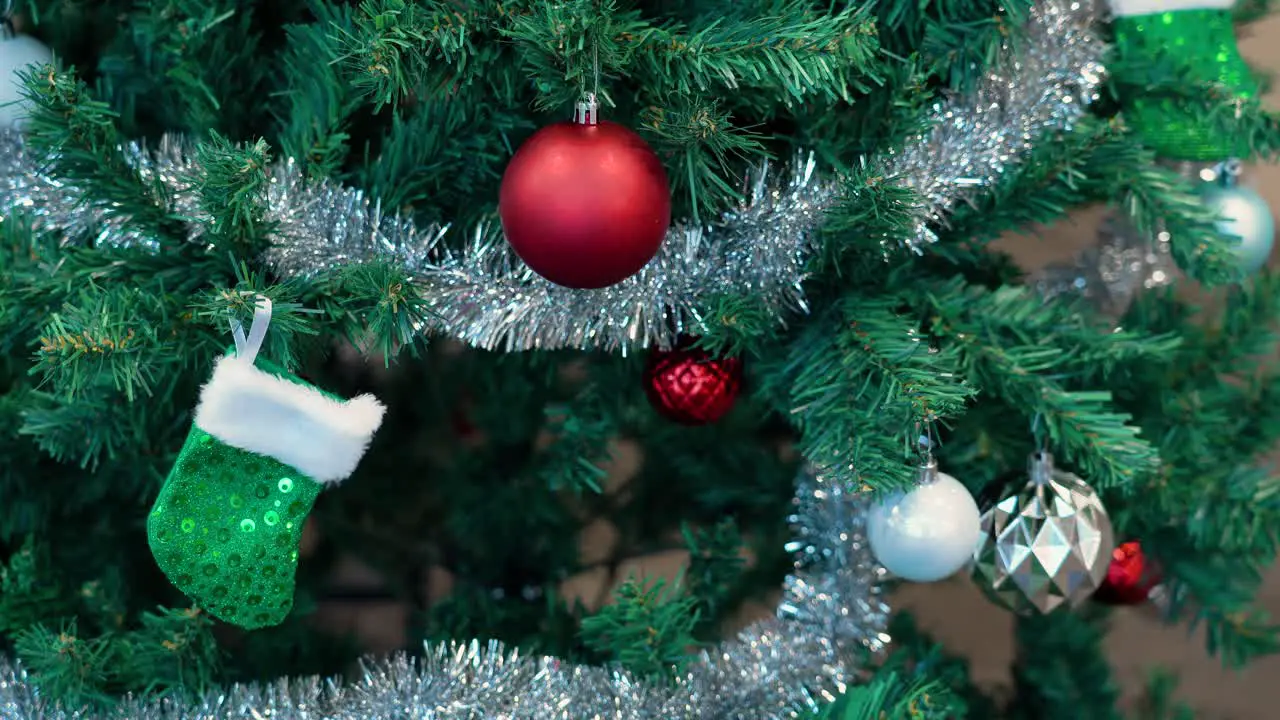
1094 540 1160 606
644 345 743 425
499 107 671 289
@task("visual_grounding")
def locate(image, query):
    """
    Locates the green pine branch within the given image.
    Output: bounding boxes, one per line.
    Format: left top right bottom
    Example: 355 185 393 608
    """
345 99 532 225
927 281 1168 489
309 261 436 363
110 607 222 698
190 269 322 371
681 520 747 638
533 383 615 494
192 133 273 257
31 284 163 403
14 621 117 708
1107 284 1280 669
809 670 958 720
1166 550 1280 667
870 0 1031 94
638 94 765 222
1205 271 1280 371
20 67 189 246
332 0 501 110
938 117 1121 258
15 607 221 709
880 613 994 718
0 538 73 636
20 389 152 471
1111 152 1240 288
622 1 881 105
274 0 365 180
820 162 922 271
95 0 263 135
691 291 792 359
1008 610 1122 720
579 576 702 681
1128 670 1196 720
768 296 975 492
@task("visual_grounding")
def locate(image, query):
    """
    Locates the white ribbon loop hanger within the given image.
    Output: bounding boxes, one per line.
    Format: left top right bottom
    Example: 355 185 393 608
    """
228 296 273 365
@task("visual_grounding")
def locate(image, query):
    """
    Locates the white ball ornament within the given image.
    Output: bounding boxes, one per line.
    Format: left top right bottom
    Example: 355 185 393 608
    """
1202 183 1275 275
866 459 982 582
0 31 52 129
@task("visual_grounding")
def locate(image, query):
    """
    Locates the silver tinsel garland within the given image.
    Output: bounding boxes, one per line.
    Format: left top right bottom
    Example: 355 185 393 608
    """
1028 159 1246 317
0 466 888 719
0 0 1105 353
0 0 1107 714
1032 213 1176 319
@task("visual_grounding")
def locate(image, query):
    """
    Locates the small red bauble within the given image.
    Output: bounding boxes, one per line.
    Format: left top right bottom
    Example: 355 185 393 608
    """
1094 540 1161 606
498 115 671 289
643 345 743 425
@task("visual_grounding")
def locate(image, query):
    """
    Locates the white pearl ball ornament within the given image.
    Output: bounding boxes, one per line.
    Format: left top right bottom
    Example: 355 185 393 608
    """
867 460 982 583
0 32 52 129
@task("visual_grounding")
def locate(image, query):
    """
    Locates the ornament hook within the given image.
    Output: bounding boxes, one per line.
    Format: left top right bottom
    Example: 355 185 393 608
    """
1027 449 1055 486
1203 158 1243 188
1219 158 1243 189
229 295 273 366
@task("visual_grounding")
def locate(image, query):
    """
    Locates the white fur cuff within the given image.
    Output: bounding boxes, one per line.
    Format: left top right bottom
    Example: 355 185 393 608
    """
193 355 386 484
1108 0 1233 16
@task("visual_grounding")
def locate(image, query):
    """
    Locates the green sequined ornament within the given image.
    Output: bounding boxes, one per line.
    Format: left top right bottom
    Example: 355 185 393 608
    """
1112 8 1257 160
148 352 384 630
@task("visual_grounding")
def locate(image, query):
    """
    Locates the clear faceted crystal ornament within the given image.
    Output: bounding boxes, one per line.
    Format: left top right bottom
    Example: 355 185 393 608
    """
972 451 1115 614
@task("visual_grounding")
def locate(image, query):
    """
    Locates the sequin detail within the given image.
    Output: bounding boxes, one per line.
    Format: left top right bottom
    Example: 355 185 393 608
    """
1113 9 1256 160
147 427 321 629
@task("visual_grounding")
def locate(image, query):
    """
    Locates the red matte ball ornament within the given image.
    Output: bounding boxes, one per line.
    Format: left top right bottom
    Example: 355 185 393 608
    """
644 344 743 425
1094 540 1161 606
498 98 671 289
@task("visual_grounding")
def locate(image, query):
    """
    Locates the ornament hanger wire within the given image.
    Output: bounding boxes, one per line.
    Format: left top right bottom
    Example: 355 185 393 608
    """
1 0 14 39
574 31 602 125
915 420 938 464
1029 413 1057 473
1030 412 1047 453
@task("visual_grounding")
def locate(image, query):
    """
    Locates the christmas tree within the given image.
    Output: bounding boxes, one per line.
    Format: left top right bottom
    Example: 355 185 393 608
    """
1 0 1279 717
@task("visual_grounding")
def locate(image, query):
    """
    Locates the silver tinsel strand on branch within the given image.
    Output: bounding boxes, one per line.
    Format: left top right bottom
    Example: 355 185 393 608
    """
1029 157 1242 318
0 0 1105 353
1031 213 1176 319
0 466 888 719
886 0 1105 253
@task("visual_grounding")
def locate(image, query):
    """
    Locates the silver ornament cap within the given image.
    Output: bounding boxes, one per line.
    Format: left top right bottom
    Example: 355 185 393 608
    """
971 451 1114 614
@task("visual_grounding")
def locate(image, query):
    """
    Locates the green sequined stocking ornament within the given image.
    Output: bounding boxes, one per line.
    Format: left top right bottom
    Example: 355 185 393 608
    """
1109 0 1257 159
148 299 385 629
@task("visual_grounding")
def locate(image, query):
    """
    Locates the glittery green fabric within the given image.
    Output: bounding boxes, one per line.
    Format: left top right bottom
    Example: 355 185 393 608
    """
147 358 324 630
1114 9 1256 160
